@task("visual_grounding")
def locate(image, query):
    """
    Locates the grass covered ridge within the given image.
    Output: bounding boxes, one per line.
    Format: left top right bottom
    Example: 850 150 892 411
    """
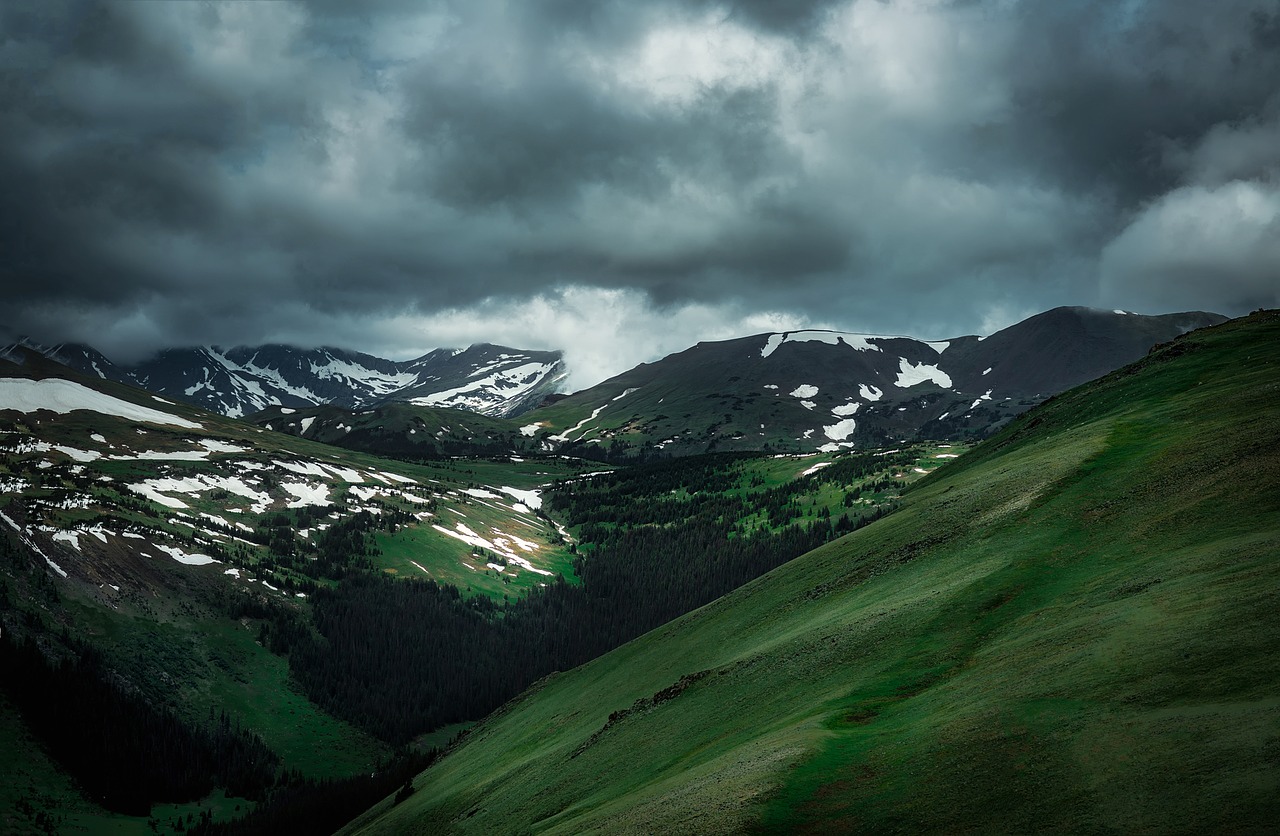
341 310 1280 834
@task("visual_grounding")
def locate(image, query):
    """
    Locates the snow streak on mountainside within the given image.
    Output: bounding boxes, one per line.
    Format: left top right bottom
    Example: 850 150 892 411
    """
1 340 568 420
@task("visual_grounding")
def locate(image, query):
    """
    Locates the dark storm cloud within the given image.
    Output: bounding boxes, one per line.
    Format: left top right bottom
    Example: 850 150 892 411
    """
999 1 1280 202
2 0 1277 375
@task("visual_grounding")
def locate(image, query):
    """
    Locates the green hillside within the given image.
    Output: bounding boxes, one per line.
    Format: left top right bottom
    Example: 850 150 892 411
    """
341 310 1280 834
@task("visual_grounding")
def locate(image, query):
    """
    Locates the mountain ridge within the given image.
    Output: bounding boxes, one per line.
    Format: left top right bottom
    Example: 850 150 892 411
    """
521 306 1225 456
0 339 569 420
4 306 1225 458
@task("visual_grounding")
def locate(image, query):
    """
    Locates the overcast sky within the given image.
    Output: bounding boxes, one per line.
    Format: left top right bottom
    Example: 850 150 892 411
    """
3 0 1278 388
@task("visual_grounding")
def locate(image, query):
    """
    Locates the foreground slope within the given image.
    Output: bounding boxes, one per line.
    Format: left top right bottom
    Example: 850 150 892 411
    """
343 310 1279 834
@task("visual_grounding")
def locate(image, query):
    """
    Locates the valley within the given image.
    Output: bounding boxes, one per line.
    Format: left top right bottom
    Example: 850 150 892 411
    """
9 4 1277 832
0 347 959 833
1 309 1274 834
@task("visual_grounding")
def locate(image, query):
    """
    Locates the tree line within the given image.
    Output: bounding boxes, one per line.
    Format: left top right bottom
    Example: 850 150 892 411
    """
267 452 899 743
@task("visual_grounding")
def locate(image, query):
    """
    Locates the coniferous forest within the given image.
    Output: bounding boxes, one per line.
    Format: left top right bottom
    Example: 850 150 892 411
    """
1 447 915 831
271 451 906 743
0 629 279 816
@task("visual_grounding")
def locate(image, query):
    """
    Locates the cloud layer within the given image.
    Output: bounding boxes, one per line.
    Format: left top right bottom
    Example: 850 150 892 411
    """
3 0 1278 384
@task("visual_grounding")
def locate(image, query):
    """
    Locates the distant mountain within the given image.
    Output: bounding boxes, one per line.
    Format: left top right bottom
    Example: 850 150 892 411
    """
0 340 568 419
523 307 1226 457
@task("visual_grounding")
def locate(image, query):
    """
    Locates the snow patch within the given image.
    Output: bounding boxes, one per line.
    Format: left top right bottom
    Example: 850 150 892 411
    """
790 384 819 399
408 361 559 414
499 486 542 510
893 359 953 389
0 377 201 428
155 544 218 566
550 404 608 443
282 482 330 508
822 418 858 441
761 331 883 358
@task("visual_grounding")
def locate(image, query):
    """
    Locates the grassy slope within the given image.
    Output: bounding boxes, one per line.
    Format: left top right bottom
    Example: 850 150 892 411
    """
341 311 1280 834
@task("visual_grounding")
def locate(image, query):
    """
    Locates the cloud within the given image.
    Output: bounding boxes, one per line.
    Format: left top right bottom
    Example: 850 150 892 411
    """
1101 180 1280 313
3 0 1279 386
387 287 830 390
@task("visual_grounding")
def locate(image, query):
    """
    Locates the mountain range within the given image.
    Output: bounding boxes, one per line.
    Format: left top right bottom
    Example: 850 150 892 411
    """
526 306 1225 457
5 308 1222 446
0 341 568 420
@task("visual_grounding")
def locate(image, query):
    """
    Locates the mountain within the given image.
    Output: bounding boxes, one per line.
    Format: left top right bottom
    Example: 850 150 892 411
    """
0 347 604 828
523 306 1225 457
340 309 1280 834
0 344 582 607
0 340 568 420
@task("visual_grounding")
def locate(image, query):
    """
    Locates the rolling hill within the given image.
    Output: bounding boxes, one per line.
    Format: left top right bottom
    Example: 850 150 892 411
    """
340 309 1279 834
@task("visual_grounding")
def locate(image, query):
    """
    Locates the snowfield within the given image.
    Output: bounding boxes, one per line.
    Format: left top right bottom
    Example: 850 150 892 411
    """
761 330 883 358
822 418 858 441
155 544 219 566
893 359 953 389
0 377 202 428
410 361 559 415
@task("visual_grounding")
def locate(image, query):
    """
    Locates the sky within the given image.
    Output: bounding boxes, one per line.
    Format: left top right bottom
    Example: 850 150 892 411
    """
2 0 1278 390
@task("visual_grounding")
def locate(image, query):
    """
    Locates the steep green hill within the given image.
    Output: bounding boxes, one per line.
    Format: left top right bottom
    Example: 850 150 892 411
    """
341 310 1280 834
